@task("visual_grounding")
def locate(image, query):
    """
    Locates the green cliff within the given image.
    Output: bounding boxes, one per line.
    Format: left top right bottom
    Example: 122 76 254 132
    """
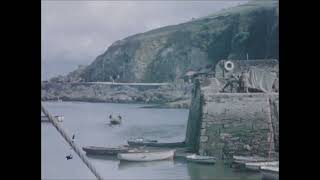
71 1 278 83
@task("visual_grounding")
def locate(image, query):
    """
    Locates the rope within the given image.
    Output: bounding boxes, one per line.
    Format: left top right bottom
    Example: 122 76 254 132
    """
41 103 104 180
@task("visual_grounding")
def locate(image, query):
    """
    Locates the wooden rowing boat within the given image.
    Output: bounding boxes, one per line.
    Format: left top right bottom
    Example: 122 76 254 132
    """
245 161 279 171
186 154 217 164
260 165 279 180
233 155 270 164
117 149 175 162
41 115 64 122
82 146 141 155
127 138 185 148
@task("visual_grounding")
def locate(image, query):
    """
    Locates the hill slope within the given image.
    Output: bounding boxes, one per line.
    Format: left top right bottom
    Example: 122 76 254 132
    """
71 1 278 83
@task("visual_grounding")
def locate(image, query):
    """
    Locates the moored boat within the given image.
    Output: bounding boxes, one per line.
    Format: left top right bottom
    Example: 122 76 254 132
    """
245 161 279 171
127 138 185 148
82 146 140 155
117 149 175 162
41 115 64 122
260 165 279 180
233 155 270 164
186 154 217 164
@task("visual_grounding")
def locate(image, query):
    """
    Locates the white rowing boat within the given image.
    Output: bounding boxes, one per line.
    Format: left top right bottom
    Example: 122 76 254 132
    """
41 115 64 122
186 154 217 164
245 161 279 171
260 165 279 180
233 155 269 164
117 149 175 162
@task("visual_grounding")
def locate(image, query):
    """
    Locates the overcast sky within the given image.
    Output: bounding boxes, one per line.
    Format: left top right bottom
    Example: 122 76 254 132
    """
41 0 248 80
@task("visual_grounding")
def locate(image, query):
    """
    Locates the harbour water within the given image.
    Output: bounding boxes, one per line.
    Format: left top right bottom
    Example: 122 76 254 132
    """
41 101 261 180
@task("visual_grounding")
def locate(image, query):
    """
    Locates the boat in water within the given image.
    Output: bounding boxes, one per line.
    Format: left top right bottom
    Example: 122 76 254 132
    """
127 138 185 148
186 154 217 164
41 115 64 123
260 165 279 180
245 161 279 171
232 155 274 169
233 155 270 164
82 145 142 155
108 115 122 125
117 149 175 162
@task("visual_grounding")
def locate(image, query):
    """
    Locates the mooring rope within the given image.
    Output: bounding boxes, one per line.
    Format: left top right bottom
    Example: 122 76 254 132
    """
41 103 104 180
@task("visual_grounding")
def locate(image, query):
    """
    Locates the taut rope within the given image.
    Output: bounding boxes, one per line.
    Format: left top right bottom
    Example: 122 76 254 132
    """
41 103 104 180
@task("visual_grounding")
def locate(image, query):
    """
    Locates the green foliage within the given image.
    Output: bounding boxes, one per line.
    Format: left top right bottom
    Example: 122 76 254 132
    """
65 2 278 83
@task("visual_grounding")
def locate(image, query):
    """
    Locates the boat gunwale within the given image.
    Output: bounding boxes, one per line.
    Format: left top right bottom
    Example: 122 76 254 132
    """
118 149 175 155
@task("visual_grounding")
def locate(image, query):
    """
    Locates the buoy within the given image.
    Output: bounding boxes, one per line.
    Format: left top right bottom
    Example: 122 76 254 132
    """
224 61 234 71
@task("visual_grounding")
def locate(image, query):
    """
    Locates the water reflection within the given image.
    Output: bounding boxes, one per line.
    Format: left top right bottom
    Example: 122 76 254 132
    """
86 154 118 161
118 159 175 170
187 161 261 180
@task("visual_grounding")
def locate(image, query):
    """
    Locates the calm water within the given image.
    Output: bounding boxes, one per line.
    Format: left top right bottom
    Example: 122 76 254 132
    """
41 101 261 180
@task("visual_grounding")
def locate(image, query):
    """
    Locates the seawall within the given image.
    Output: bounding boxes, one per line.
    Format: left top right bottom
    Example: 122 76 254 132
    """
185 79 279 159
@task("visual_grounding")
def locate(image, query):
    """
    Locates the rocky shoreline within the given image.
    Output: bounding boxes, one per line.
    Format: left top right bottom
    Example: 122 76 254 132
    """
41 82 192 108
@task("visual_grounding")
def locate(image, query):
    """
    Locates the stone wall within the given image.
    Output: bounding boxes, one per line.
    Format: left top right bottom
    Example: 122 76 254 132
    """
185 79 279 159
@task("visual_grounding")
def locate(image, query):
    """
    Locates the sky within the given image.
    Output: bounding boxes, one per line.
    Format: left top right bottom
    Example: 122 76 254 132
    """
41 0 248 80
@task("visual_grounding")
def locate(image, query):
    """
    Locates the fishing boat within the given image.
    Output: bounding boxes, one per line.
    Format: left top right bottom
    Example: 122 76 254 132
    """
82 146 142 155
127 138 185 148
117 149 175 162
186 154 217 164
260 165 279 180
245 161 279 171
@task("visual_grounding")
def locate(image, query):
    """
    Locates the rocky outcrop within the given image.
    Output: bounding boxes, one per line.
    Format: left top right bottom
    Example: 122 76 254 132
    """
65 1 278 83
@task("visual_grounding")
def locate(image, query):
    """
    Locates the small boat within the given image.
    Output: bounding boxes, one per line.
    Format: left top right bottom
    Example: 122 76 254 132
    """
245 161 279 171
117 149 175 162
260 165 279 180
82 146 141 155
127 138 157 145
233 155 270 164
41 115 64 123
127 138 185 148
109 116 122 125
186 154 217 164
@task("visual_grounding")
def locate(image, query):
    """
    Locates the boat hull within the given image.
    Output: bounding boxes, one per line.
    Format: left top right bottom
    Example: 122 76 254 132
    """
127 141 185 148
41 115 63 122
186 154 216 164
187 158 216 164
245 161 279 171
118 150 175 162
82 146 130 155
260 166 279 180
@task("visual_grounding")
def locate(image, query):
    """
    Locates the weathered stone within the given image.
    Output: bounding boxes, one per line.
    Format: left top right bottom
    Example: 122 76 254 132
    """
243 144 252 151
200 136 208 142
186 81 279 158
220 133 232 140
200 129 206 135
201 122 207 129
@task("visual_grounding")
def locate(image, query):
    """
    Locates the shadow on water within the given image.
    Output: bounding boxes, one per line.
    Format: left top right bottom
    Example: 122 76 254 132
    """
86 154 119 162
187 161 262 180
117 159 175 170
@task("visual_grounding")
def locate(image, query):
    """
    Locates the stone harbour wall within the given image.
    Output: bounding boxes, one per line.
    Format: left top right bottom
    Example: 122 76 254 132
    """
185 79 279 159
